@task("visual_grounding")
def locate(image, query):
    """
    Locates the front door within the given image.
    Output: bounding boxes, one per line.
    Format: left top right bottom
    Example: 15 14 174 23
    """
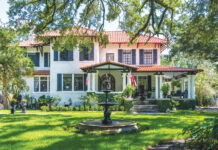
138 76 147 95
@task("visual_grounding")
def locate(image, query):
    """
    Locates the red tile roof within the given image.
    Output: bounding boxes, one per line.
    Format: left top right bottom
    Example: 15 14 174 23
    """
80 60 137 70
19 40 44 47
33 70 50 75
137 65 203 72
104 31 167 44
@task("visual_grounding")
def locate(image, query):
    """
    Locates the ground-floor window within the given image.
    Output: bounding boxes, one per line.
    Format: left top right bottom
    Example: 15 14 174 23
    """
74 74 84 91
63 74 72 91
34 76 50 92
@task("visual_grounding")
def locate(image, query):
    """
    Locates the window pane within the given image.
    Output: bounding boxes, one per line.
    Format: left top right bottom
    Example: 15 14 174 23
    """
106 53 114 61
34 77 39 92
74 74 83 91
63 74 72 91
40 77 48 92
123 50 132 65
60 50 68 61
28 53 39 66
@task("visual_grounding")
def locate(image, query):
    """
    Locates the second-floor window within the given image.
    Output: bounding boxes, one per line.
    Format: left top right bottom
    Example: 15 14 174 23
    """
79 45 94 61
123 50 132 65
27 52 40 67
106 53 114 61
144 50 153 65
53 49 73 61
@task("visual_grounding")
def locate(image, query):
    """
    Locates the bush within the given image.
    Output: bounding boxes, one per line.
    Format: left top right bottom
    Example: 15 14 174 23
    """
120 106 124 111
85 106 89 111
80 106 85 111
56 106 60 111
124 101 133 112
182 119 218 150
123 85 136 97
178 100 195 110
60 106 64 111
90 106 94 111
69 106 73 111
75 106 79 111
64 107 68 111
40 106 47 112
51 106 56 111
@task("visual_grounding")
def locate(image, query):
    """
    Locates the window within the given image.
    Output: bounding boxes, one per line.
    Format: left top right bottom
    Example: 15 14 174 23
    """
60 49 68 61
34 77 50 92
79 45 94 61
27 53 40 67
44 53 50 67
63 74 72 91
123 50 132 64
144 50 152 65
74 74 84 91
106 53 114 61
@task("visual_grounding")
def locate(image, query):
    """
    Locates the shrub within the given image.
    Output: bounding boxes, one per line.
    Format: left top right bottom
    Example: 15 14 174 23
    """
99 106 104 111
157 100 172 112
40 106 47 112
75 106 79 111
60 106 64 111
80 106 85 111
124 101 133 112
90 106 94 111
123 85 136 97
51 106 56 111
85 106 89 111
182 119 218 150
64 107 68 111
178 100 195 110
69 106 73 111
56 106 60 111
161 83 170 97
120 106 124 111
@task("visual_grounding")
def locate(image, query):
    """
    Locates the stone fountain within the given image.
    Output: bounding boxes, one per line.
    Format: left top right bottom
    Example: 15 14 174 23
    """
78 74 137 134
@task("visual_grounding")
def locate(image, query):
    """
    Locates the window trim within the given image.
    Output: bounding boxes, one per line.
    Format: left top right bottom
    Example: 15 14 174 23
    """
34 76 50 93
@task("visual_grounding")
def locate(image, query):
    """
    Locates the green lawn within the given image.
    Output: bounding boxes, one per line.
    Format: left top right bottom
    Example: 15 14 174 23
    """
0 110 217 150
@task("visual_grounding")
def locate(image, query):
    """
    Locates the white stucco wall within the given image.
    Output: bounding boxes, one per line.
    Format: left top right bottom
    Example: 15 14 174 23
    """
22 41 163 106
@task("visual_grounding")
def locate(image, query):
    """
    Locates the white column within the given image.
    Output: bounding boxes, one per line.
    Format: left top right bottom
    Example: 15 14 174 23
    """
122 73 127 91
87 73 91 92
96 71 98 91
159 75 163 99
181 78 185 92
92 72 96 92
191 75 196 99
127 73 131 85
155 75 159 99
188 75 191 99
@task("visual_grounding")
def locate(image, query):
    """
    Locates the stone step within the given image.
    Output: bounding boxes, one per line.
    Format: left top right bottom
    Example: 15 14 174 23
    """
133 105 159 112
132 100 149 105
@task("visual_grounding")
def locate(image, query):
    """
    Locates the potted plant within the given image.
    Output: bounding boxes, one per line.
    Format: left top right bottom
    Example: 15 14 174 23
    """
123 85 136 100
161 83 170 98
21 99 27 113
147 91 152 98
10 98 17 114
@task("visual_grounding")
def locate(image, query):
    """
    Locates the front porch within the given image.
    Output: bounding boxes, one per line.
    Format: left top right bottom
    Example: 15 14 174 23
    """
80 61 202 100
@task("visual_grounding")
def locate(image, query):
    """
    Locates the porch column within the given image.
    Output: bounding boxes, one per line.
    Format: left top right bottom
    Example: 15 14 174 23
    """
87 73 91 92
155 75 159 99
188 75 191 99
181 78 185 92
191 75 196 99
92 72 96 92
127 73 131 85
159 75 163 99
122 73 127 91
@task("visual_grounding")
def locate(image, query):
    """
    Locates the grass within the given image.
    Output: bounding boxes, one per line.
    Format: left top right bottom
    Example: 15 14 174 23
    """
0 110 217 150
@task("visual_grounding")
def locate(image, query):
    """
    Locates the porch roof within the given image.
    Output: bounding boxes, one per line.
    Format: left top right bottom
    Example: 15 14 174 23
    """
137 65 203 72
80 60 137 72
33 70 50 75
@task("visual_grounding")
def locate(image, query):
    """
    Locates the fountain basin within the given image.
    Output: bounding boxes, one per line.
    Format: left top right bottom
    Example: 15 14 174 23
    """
78 120 138 134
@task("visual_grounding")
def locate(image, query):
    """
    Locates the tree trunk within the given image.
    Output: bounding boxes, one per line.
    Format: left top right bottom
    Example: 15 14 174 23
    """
2 70 8 109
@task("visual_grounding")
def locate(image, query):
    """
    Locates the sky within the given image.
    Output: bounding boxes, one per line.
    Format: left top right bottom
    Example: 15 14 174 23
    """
0 0 169 54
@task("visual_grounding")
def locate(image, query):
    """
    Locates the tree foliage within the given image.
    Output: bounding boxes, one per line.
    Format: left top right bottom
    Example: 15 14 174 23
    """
170 0 218 67
0 26 34 108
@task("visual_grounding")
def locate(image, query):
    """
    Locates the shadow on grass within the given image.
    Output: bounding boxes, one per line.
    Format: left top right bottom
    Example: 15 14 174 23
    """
0 111 216 150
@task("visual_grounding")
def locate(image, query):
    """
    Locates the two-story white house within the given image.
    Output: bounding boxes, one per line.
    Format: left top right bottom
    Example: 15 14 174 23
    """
19 27 202 105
